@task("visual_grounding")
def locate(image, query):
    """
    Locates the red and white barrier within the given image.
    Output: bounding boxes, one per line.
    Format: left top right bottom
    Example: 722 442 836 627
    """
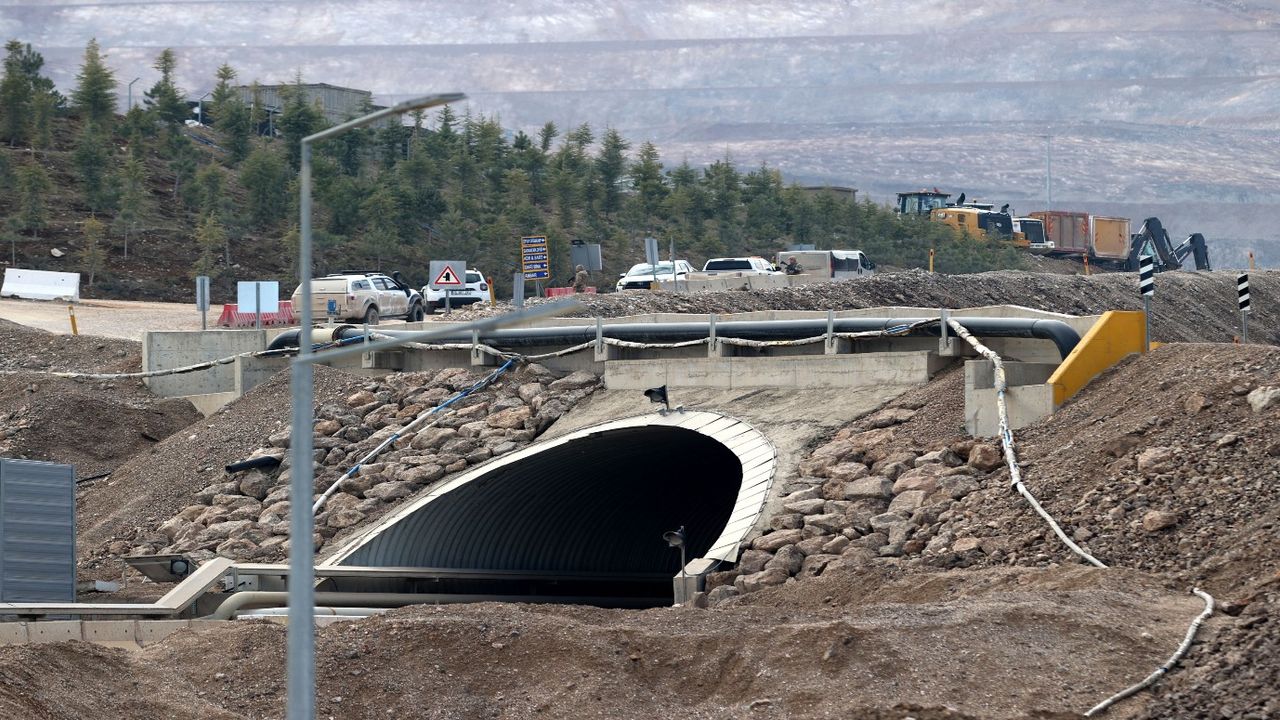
216 300 296 328
544 286 597 297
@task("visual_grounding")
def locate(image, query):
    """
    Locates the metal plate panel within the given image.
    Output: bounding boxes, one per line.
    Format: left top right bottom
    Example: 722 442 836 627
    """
0 459 76 603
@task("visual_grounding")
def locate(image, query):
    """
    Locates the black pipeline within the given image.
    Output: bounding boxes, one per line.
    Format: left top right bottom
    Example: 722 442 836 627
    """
268 317 1080 360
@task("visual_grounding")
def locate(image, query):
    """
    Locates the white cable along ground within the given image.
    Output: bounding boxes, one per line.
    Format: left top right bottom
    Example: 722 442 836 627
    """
1084 588 1216 717
944 319 1106 569
944 318 1215 715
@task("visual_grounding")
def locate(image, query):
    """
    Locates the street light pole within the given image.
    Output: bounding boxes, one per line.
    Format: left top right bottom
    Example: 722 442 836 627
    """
288 92 464 720
1042 133 1052 209
198 90 212 125
127 77 140 112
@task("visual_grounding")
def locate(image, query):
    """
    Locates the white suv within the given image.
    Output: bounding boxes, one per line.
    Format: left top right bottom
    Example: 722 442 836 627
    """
292 272 425 324
701 257 781 275
423 269 489 313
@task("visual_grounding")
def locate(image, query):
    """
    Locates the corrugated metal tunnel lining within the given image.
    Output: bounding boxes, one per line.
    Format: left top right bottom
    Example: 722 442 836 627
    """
325 411 776 605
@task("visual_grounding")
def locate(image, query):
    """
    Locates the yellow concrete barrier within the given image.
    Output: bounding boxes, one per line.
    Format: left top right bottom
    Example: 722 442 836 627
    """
1048 310 1146 405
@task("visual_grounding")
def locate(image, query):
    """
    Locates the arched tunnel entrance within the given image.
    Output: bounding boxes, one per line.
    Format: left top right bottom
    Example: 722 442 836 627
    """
323 412 776 607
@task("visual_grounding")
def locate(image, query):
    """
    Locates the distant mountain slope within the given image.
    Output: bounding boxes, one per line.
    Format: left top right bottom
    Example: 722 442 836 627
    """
4 0 1280 250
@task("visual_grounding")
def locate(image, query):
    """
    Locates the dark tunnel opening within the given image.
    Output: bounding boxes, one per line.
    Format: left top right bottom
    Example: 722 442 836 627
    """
333 426 745 606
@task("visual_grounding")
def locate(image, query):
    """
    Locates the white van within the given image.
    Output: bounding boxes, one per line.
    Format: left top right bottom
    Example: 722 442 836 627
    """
775 250 876 279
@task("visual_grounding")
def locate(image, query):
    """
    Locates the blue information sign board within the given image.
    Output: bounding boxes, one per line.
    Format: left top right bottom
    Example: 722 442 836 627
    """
520 236 550 280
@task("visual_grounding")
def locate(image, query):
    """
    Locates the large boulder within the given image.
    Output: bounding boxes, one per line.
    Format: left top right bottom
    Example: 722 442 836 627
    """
1248 386 1280 413
398 464 445 487
892 464 947 494
842 477 893 500
409 427 458 451
803 513 846 535
734 568 789 593
967 443 1003 471
783 498 826 515
1142 509 1179 532
1136 446 1177 475
764 545 805 576
888 490 927 514
548 371 599 392
237 471 274 501
487 407 533 429
363 481 413 502
736 549 772 575
752 529 805 552
827 462 870 483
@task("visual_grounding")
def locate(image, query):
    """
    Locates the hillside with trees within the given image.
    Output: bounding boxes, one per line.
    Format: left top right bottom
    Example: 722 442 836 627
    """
0 39 1024 302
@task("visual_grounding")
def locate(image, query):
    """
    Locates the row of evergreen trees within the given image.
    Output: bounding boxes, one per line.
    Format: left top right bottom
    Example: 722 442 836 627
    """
0 38 1022 297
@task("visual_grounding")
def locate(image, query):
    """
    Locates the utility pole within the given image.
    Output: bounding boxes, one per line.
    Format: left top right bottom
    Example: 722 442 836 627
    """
1042 134 1052 209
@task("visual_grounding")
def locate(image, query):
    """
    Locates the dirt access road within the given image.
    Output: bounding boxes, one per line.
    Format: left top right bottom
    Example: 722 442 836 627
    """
0 298 458 341
0 298 222 340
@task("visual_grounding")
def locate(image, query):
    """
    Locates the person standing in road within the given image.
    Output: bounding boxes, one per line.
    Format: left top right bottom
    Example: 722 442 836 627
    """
572 264 590 293
784 257 804 275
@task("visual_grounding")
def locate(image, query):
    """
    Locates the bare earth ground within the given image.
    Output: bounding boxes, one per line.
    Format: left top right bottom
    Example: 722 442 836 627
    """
0 567 1190 720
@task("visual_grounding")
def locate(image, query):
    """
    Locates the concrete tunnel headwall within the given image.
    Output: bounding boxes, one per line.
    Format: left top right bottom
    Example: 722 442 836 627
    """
324 411 776 604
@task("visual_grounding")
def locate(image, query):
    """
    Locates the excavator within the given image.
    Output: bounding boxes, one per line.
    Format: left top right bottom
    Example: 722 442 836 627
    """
1125 217 1212 272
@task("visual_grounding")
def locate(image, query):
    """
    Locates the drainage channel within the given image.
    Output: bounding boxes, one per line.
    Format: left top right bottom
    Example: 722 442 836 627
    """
316 411 777 609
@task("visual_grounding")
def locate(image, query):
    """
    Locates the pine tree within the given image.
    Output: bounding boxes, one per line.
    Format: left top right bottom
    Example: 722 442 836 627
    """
80 217 106 287
359 182 401 269
537 121 558 153
277 76 323 169
208 63 237 120
74 124 114 212
143 48 188 125
28 90 55 151
596 128 629 216
239 146 290 228
165 127 197 201
627 141 667 229
113 155 148 258
16 163 51 239
70 38 117 131
0 41 31 146
193 213 225 279
209 63 252 163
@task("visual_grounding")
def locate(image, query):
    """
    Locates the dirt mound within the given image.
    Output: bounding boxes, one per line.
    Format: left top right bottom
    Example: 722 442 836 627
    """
710 342 1280 718
0 373 200 478
460 269 1278 345
0 641 238 720
28 567 1145 720
76 364 365 576
0 318 140 373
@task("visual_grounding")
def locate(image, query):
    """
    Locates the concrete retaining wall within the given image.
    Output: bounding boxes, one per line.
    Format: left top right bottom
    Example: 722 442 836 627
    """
963 360 1060 437
142 329 267 397
605 351 946 390
0 618 231 648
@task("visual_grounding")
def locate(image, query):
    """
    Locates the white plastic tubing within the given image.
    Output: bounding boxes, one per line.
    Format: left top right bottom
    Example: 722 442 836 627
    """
1084 588 1216 717
945 318 1106 568
945 318 1215 716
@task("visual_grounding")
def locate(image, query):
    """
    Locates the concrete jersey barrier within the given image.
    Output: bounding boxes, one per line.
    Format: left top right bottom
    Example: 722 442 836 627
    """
0 268 81 302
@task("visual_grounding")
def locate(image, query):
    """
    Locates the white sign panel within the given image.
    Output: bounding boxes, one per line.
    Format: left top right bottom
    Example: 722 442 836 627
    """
237 281 280 313
0 268 81 302
429 260 466 291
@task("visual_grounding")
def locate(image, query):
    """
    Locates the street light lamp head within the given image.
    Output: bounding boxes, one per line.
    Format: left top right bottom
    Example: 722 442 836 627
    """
662 526 686 548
